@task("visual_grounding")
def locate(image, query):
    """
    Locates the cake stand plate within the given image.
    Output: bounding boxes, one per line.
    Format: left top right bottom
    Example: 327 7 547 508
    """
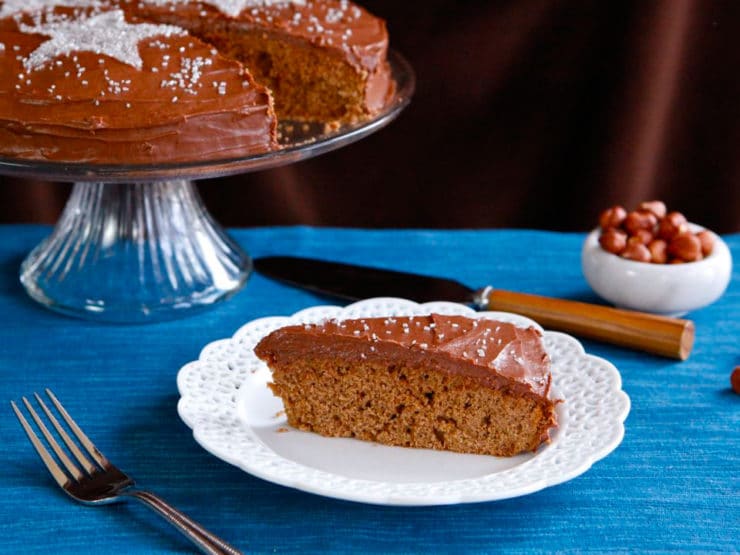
2 51 414 323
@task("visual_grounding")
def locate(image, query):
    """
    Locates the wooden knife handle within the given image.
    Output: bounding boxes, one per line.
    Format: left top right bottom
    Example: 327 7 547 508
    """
483 288 695 360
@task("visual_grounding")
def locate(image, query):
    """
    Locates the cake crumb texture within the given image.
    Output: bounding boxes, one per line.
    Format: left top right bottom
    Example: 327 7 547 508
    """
202 28 370 121
270 358 555 456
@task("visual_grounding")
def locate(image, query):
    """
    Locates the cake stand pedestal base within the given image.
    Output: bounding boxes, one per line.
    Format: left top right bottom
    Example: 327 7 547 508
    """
3 49 414 323
20 180 250 323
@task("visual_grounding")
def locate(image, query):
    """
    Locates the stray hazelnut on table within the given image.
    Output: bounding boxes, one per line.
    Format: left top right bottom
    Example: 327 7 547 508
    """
599 227 628 254
668 233 702 262
638 200 667 219
731 367 740 394
621 242 651 262
599 205 627 231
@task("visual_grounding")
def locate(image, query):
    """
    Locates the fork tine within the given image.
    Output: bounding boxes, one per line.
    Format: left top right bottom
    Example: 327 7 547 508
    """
45 389 111 469
11 400 71 489
35 392 97 475
21 397 86 481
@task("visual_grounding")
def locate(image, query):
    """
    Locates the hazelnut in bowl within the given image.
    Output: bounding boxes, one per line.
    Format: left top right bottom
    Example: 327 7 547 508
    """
582 202 732 316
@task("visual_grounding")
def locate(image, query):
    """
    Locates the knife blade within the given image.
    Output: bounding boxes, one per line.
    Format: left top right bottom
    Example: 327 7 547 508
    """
254 256 694 360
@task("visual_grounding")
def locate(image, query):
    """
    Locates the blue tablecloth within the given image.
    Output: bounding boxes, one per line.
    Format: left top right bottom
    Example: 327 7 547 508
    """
1 225 738 553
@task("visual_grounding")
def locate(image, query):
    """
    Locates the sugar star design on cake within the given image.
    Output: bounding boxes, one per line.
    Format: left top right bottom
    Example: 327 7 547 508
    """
0 5 277 163
141 0 307 18
20 10 184 71
0 0 92 18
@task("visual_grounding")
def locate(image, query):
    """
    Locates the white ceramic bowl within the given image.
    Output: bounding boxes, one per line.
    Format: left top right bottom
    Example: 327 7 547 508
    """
582 225 733 316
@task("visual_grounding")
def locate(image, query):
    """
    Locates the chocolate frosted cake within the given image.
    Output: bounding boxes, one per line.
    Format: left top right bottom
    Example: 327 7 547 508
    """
0 4 277 163
0 0 391 164
255 314 559 457
125 0 393 122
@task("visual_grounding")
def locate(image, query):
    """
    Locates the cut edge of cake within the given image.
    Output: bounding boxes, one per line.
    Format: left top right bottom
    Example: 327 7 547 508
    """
126 0 394 123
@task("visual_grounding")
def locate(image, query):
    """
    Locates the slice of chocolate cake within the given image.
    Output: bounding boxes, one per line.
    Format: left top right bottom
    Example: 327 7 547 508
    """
255 314 558 457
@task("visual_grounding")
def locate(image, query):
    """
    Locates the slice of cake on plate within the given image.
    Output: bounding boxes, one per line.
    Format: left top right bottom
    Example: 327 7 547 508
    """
255 314 559 457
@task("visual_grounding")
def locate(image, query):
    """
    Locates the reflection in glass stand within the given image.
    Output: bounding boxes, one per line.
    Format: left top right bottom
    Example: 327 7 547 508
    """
5 51 414 323
20 181 249 322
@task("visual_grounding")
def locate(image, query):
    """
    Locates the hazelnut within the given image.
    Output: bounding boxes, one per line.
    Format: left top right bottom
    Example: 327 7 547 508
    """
621 242 651 262
626 236 644 249
731 367 740 394
630 229 654 245
599 228 628 254
647 239 668 264
658 212 688 241
624 210 658 236
668 232 702 262
599 205 627 231
696 230 715 257
594 202 716 266
638 200 667 219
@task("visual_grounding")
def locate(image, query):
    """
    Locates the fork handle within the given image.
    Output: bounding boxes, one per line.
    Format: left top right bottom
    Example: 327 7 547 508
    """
124 490 242 555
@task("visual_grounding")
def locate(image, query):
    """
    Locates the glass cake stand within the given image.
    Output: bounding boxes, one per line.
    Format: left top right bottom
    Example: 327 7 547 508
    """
1 51 414 323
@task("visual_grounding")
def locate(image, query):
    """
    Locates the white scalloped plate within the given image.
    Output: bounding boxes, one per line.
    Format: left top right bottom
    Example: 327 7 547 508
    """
177 298 630 506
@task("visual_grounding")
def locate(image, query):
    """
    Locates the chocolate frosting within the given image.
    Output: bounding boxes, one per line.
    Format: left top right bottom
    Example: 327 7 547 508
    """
0 0 391 164
255 314 554 400
0 7 277 164
127 0 393 114
128 0 388 70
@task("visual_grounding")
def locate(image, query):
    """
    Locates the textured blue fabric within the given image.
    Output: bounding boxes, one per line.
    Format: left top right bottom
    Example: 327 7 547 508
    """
1 225 738 554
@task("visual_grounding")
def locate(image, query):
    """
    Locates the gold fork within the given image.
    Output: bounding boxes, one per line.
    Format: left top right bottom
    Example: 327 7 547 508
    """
12 389 242 555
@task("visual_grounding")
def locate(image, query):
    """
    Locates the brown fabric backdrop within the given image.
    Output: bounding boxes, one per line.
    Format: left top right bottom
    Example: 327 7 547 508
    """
1 0 739 232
